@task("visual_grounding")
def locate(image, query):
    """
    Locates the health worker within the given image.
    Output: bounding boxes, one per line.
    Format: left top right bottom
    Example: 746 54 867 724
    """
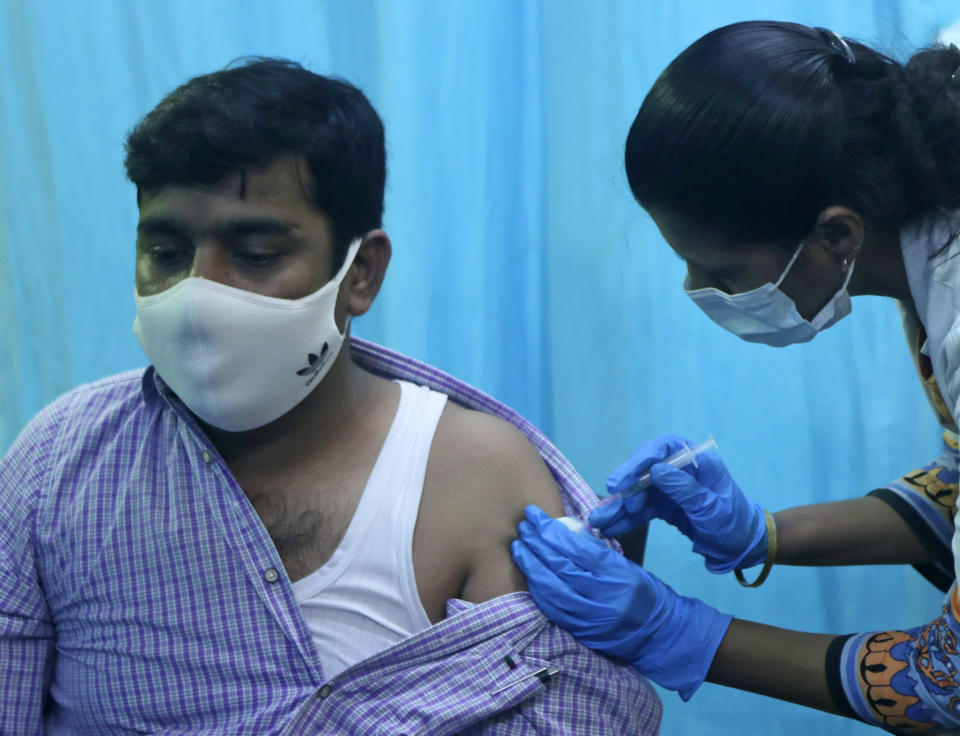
511 21 960 733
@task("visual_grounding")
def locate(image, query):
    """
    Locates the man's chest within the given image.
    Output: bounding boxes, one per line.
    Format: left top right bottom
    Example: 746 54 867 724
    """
241 473 364 583
240 476 470 622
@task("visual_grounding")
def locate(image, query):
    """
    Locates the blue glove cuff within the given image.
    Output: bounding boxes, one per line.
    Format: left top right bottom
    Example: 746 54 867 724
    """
626 595 734 700
676 610 734 701
740 520 771 569
703 503 768 574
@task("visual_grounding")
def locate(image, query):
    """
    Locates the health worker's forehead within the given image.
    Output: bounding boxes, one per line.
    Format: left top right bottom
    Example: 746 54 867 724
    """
647 209 789 277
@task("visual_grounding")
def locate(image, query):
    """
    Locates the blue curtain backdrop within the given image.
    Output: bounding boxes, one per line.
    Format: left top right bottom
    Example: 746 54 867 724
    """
3 1 960 733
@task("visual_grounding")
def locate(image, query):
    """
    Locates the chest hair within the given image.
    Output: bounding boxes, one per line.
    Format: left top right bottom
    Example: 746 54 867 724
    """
246 484 359 582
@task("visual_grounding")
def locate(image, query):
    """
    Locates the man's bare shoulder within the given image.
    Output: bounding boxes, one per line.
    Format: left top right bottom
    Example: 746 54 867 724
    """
427 400 565 519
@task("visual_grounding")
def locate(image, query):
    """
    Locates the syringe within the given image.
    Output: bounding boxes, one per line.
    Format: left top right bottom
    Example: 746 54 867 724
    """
620 433 718 498
556 434 719 535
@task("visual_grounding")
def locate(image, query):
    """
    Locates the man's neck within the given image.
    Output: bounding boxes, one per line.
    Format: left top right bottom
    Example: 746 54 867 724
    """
200 344 388 468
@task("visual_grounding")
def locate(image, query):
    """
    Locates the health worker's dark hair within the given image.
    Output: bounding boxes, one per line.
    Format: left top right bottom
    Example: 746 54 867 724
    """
124 57 385 267
625 21 960 247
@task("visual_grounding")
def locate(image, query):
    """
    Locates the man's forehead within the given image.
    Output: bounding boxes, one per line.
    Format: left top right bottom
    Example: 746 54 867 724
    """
139 155 315 213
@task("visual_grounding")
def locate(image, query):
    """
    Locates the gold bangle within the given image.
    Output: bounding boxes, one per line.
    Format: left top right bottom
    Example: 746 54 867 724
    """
734 510 777 588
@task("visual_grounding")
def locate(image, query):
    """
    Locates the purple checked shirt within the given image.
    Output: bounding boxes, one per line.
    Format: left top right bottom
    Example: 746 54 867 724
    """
0 337 662 735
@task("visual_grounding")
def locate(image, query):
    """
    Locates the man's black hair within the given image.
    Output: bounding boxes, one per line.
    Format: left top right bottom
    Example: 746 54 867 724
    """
125 57 386 267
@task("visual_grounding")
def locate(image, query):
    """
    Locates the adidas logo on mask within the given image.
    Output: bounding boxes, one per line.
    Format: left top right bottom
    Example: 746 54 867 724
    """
297 342 330 385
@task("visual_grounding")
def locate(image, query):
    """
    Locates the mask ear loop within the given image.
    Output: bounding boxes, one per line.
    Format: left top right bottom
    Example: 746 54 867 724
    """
333 238 364 284
772 240 807 289
333 238 363 337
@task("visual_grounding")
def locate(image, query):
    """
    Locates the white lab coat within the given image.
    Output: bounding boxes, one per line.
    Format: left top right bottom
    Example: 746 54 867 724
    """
900 208 960 580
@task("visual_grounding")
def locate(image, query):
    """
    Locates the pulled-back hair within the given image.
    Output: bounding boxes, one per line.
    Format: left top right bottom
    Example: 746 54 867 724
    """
125 58 386 266
625 21 960 247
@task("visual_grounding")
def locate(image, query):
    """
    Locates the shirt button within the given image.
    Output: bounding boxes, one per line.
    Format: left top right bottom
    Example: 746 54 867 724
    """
263 568 280 583
319 684 332 698
201 450 213 464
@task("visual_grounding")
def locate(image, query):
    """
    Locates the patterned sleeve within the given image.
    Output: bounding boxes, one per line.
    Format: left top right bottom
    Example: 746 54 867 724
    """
867 431 958 592
828 585 960 733
0 403 61 733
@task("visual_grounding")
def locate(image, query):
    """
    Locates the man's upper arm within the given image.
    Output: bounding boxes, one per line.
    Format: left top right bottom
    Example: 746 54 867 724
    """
0 406 60 731
426 405 566 604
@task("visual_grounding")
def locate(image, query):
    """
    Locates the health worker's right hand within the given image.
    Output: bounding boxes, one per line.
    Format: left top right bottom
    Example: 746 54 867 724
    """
512 505 733 701
589 433 767 573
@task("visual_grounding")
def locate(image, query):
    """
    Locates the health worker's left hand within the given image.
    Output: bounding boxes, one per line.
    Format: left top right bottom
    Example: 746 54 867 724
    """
591 433 767 574
511 505 733 701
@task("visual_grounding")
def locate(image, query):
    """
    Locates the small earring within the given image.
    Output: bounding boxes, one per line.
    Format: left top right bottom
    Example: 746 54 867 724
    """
841 257 849 275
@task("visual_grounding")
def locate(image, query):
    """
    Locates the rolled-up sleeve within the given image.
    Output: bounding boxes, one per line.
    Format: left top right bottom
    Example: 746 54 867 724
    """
828 583 960 734
868 431 958 591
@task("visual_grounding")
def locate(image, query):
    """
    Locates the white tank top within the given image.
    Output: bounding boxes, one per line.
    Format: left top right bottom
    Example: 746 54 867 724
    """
292 380 446 680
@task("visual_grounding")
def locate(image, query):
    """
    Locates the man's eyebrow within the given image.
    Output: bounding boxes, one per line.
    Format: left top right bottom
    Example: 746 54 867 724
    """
136 217 298 238
214 218 297 238
137 217 185 236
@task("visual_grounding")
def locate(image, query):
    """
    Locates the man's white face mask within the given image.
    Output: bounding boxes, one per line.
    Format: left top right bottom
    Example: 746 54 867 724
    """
683 240 856 347
133 238 362 432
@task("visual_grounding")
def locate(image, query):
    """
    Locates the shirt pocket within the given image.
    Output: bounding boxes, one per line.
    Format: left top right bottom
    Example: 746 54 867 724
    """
279 602 562 736
424 654 559 736
283 632 561 735
484 648 559 706
449 639 562 735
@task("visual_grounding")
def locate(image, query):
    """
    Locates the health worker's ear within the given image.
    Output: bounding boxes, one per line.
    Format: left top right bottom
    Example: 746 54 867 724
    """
809 206 865 261
342 229 391 317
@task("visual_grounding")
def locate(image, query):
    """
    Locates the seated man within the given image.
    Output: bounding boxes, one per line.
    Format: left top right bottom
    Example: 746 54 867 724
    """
0 59 662 734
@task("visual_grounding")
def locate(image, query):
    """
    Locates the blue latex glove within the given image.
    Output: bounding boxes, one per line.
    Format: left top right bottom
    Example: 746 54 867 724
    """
589 433 767 573
512 505 733 701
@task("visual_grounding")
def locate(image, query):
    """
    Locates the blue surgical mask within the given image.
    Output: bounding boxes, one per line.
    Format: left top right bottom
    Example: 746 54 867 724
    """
683 240 855 347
